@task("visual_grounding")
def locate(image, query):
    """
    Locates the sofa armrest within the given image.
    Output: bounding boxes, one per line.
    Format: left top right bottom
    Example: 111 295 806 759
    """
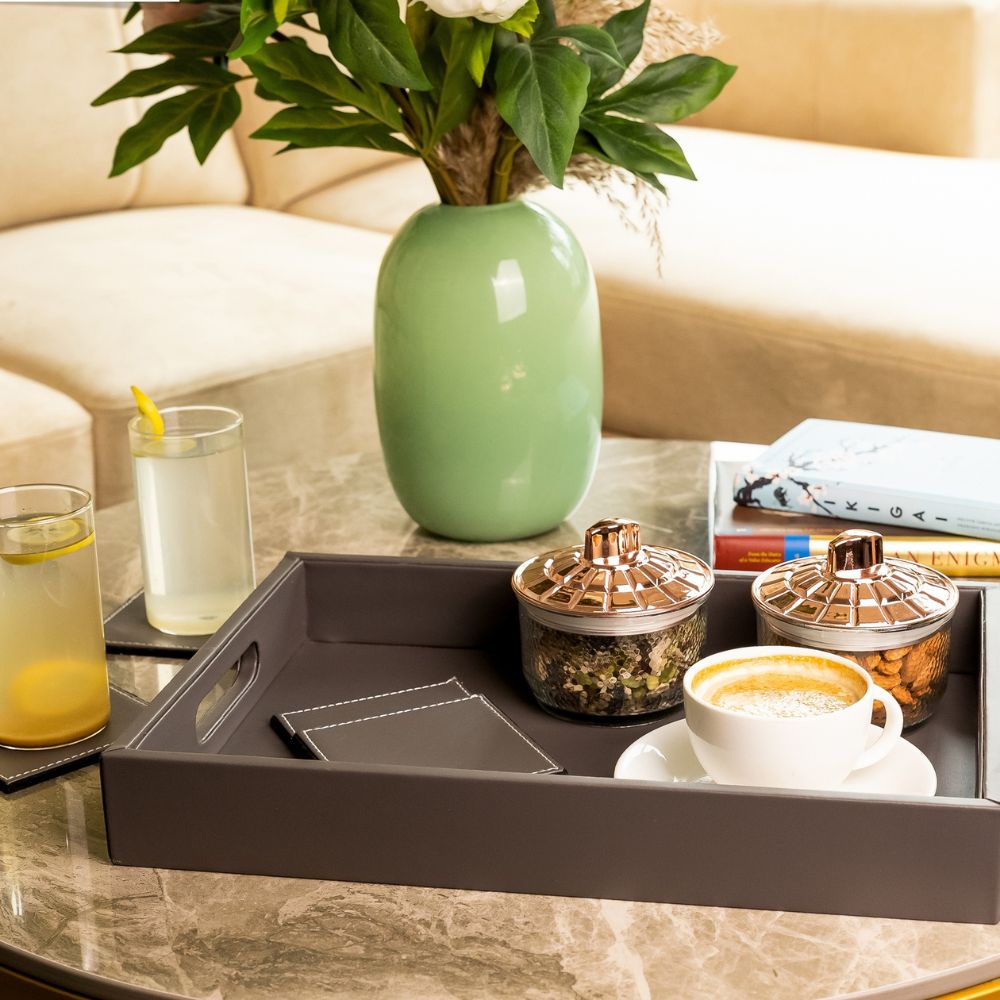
669 0 1000 158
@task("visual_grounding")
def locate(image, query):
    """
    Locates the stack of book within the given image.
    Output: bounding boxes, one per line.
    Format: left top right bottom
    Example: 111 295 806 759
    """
712 420 1000 577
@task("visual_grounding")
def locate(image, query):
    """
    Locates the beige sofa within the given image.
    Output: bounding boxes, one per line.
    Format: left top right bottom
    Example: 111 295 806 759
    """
2 1 999 508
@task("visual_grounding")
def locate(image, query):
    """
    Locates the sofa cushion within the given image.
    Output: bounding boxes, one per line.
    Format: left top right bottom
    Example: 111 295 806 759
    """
286 125 1000 444
0 6 248 232
0 372 95 496
0 205 388 506
668 0 1000 158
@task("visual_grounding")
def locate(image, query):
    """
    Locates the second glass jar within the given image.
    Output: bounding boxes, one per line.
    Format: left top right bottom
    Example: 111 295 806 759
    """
752 529 959 728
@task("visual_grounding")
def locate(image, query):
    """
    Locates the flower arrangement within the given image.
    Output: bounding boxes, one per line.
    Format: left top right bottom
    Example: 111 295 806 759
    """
95 0 735 212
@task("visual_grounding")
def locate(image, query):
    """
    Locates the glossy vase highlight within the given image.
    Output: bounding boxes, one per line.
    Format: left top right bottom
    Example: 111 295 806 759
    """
374 201 602 542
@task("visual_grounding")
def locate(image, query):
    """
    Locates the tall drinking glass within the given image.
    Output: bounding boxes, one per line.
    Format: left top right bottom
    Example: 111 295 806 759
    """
0 485 110 749
129 406 255 635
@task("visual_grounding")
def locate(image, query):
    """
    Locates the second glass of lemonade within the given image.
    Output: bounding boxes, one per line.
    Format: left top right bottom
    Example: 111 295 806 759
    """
129 406 256 635
0 485 110 749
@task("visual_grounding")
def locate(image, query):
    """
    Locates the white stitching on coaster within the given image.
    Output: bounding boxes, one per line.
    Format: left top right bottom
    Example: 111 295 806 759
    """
306 696 474 731
104 590 143 625
2 687 147 784
112 686 148 706
467 696 561 774
4 743 111 782
301 694 560 774
282 677 468 720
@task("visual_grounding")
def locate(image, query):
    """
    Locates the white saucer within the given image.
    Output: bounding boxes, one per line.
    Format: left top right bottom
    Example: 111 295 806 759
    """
614 720 937 796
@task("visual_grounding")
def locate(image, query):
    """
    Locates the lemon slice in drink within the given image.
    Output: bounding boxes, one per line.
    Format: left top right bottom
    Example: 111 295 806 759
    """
131 385 164 436
129 385 197 456
0 517 94 565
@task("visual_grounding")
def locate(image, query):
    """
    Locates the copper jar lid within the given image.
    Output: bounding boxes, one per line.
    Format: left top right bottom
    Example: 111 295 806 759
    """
511 517 714 635
752 528 959 649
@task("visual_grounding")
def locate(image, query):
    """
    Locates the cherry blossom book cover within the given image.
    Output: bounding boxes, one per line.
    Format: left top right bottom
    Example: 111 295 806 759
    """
733 419 1000 542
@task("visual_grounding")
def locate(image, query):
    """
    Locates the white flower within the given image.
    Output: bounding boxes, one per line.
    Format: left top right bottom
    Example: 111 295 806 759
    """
420 0 530 23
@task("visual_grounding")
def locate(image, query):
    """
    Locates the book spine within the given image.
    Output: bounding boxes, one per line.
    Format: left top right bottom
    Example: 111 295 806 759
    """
714 534 1000 577
734 472 1000 542
714 535 810 572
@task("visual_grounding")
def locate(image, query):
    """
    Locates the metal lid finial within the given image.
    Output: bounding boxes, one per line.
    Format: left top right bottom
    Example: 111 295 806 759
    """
583 518 641 566
827 528 884 578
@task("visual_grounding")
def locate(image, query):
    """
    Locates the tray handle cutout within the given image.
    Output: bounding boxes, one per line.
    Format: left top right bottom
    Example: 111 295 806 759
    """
195 643 260 744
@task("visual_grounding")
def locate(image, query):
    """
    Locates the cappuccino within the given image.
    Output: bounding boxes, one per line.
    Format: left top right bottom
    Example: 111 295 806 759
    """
708 673 858 718
683 647 903 789
691 654 865 720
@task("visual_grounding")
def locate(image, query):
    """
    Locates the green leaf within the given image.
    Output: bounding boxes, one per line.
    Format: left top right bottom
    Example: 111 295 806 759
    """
495 38 589 187
277 0 316 23
596 54 737 123
406 1 435 55
575 128 668 193
110 89 208 176
534 0 556 33
189 86 242 162
602 0 648 68
427 18 479 146
93 58 239 106
317 0 429 90
547 25 623 84
581 112 695 179
229 0 278 58
123 3 142 24
251 105 417 154
467 23 495 86
246 39 403 127
634 170 667 193
244 39 365 108
498 0 538 38
118 15 241 56
358 79 407 129
254 79 285 101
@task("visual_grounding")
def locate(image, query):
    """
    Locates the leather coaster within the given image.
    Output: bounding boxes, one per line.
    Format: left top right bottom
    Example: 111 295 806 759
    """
272 677 473 753
103 591 210 657
300 694 563 775
0 687 148 793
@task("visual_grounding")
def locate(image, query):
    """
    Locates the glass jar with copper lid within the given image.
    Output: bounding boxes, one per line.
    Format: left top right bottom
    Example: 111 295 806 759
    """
752 528 959 728
512 518 714 722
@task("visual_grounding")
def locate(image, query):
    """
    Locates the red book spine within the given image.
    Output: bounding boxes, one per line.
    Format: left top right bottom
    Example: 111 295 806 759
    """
714 535 787 572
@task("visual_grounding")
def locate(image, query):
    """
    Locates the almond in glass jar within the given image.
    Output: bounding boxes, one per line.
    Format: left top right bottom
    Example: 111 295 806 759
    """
751 529 958 729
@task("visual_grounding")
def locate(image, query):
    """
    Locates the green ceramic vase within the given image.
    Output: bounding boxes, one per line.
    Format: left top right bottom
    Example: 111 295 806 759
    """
374 200 602 542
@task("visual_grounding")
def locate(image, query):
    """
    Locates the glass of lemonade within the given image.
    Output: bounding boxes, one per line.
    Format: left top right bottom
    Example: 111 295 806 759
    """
129 405 255 635
0 485 110 749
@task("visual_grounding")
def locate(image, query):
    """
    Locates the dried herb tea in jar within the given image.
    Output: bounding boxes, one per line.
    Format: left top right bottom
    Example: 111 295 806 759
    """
512 518 713 723
751 529 959 729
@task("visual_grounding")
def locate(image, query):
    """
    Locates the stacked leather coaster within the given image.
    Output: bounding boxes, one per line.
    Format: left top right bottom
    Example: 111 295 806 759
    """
273 678 563 775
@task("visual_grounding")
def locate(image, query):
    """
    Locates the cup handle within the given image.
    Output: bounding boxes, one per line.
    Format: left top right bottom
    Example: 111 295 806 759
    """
853 688 904 771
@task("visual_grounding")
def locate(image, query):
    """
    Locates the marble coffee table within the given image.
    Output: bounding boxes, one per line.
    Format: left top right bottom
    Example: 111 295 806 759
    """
2 439 1000 1000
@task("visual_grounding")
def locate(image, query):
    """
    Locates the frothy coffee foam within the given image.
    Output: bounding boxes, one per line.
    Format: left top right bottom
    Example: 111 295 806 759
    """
693 655 864 720
709 675 857 718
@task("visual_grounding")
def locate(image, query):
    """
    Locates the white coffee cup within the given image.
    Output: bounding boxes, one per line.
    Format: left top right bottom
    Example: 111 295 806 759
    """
682 646 904 790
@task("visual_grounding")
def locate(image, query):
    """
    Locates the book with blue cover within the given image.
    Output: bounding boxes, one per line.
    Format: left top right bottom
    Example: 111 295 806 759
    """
734 419 1000 541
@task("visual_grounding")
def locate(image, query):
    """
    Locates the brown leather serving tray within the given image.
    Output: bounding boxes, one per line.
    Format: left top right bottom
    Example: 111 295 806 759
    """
101 556 1000 923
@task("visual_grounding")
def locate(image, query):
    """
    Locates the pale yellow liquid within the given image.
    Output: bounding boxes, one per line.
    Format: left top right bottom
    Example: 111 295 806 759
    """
0 522 110 748
133 434 255 635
